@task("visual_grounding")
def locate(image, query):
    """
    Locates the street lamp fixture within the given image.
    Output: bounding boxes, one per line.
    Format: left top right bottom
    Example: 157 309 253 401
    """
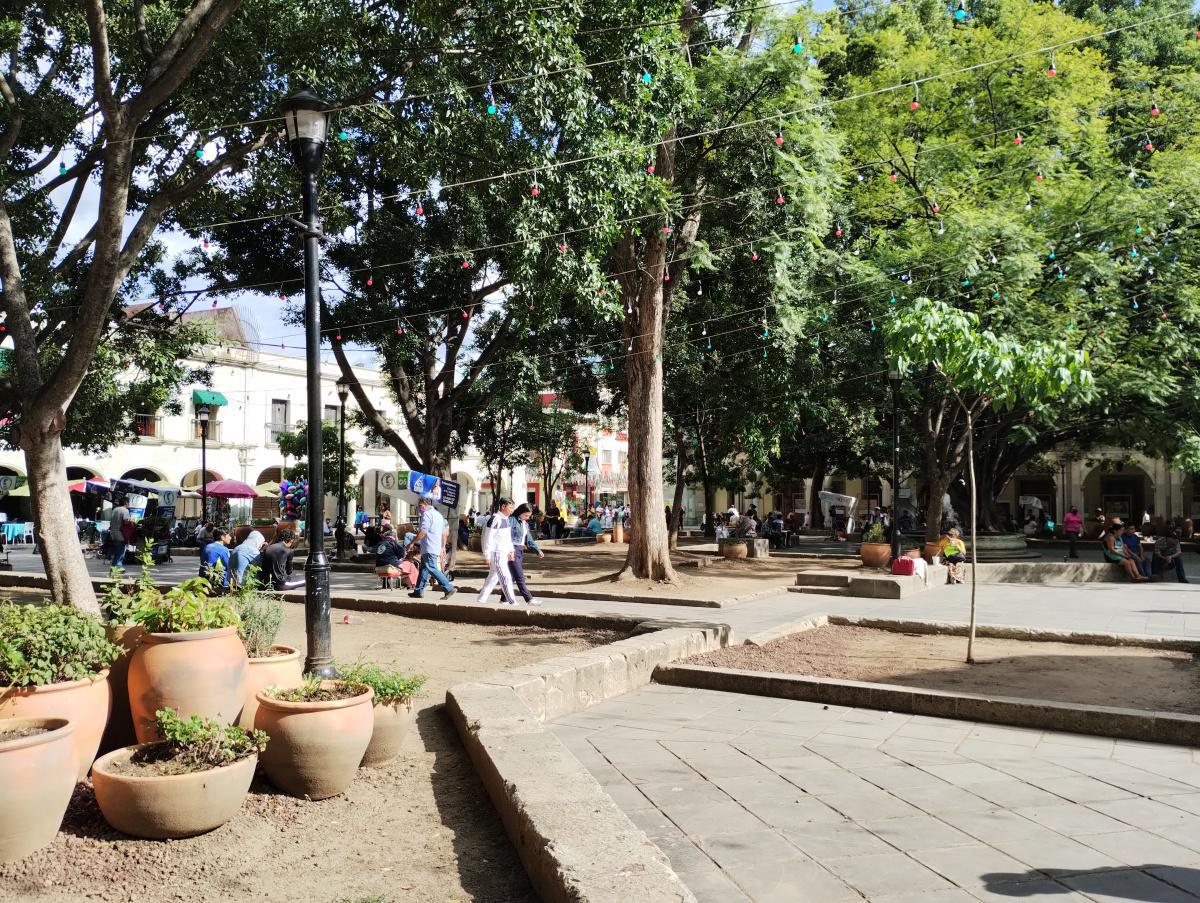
887 366 902 564
281 84 334 678
334 377 350 563
197 404 210 526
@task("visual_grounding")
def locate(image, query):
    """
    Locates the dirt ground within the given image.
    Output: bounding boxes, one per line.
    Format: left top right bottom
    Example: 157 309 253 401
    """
0 605 624 903
686 624 1200 714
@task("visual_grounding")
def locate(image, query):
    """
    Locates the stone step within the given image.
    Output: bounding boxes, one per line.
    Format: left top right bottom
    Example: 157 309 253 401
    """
794 573 852 588
787 585 848 597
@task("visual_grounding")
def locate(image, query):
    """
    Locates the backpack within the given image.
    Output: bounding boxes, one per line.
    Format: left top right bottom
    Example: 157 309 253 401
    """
890 556 916 576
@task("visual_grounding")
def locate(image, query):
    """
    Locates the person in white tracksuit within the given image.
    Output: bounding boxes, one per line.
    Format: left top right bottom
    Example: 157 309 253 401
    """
477 497 519 605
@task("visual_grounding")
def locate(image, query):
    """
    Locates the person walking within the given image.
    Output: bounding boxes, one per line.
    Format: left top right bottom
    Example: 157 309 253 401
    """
107 495 131 568
508 503 544 605
1063 505 1083 560
407 495 456 600
477 497 519 605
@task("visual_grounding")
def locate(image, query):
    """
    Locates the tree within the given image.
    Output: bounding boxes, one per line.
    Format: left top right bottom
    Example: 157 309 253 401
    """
887 298 1092 662
0 0 385 610
276 420 358 504
461 384 534 512
525 402 583 517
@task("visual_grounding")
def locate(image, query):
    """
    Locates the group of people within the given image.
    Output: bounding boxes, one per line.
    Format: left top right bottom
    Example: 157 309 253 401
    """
1101 520 1188 583
198 526 306 591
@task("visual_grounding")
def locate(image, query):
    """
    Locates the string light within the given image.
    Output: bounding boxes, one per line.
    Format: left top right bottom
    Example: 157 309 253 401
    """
1151 102 1161 116
776 189 785 205
367 274 374 286
486 86 498 115
646 152 656 175
889 169 898 182
640 68 652 85
751 248 759 261
1013 132 1023 145
954 1 967 20
415 196 424 216
1144 136 1154 151
58 160 68 175
1047 53 1057 77
1036 170 1045 182
792 35 804 54
338 128 349 141
910 84 920 111
775 129 784 146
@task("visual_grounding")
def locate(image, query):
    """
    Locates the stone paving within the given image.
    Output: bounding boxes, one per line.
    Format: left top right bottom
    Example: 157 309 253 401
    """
549 683 1200 902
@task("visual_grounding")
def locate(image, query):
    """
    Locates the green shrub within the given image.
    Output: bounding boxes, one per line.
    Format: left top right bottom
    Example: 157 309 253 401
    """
862 523 887 544
149 708 267 772
0 603 120 686
337 662 426 704
101 543 163 627
129 577 238 633
231 569 283 658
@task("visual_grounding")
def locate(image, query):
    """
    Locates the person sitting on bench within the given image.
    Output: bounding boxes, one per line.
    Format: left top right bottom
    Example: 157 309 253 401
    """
263 527 304 591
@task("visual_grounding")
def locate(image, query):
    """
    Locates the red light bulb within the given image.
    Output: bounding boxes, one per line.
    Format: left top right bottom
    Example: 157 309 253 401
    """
367 275 373 286
462 309 469 319
662 225 671 234
1013 133 1023 145
1047 65 1056 77
646 163 655 174
776 193 785 205
1036 171 1044 182
775 133 784 146
910 98 919 110
530 185 539 197
210 300 217 308
558 242 567 252
663 272 670 282
835 227 843 237
335 333 342 341
889 170 898 182
1145 139 1154 151
396 326 404 335
1151 103 1161 116
416 204 424 215
931 203 940 213
279 293 286 301
751 250 759 261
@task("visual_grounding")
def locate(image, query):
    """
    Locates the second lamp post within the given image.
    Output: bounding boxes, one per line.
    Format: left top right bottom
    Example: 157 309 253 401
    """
197 404 210 524
334 377 349 562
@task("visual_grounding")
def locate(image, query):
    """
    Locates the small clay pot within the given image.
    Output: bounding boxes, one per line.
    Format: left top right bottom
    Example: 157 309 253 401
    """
128 627 247 742
254 682 373 800
923 541 943 563
596 533 612 544
0 718 77 863
0 672 111 782
361 698 414 768
99 624 145 756
239 645 303 730
723 542 748 560
92 744 256 839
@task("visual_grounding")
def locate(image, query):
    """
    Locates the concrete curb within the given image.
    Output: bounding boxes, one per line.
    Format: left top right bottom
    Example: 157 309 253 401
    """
446 626 727 903
828 614 1200 651
653 663 1200 747
741 614 828 647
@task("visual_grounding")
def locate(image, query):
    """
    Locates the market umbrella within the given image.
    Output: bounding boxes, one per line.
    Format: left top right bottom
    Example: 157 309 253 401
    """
202 479 259 499
68 478 110 494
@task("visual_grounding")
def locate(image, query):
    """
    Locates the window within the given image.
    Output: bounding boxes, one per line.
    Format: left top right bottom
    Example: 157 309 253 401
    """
600 449 613 470
192 405 221 442
134 411 161 438
323 405 339 425
268 399 290 444
618 450 628 473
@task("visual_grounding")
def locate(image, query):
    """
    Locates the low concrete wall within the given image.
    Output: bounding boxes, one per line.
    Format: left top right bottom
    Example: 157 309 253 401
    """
653 663 1200 746
964 561 1125 584
828 615 1200 650
447 626 728 903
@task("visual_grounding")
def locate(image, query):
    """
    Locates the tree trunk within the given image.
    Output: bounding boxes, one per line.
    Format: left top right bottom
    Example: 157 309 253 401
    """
965 409 978 664
923 475 950 543
22 424 99 615
702 479 715 537
669 424 687 551
622 336 676 580
808 461 828 530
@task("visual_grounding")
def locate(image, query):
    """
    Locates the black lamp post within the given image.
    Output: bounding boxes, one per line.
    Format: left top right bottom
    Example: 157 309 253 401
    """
197 404 210 525
281 85 334 677
888 365 902 563
334 377 349 562
583 445 595 512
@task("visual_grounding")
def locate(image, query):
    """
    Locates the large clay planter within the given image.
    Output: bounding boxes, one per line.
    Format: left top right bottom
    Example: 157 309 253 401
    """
91 744 256 839
99 624 146 756
127 627 247 743
859 542 892 568
596 532 612 544
254 683 374 800
0 672 111 782
238 645 304 730
361 698 414 768
0 718 77 862
923 541 943 563
612 522 625 544
723 541 749 560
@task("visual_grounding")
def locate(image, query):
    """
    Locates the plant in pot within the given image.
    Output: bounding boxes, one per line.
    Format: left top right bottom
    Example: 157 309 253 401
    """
338 662 426 768
721 537 749 560
232 568 302 730
92 708 267 839
859 522 892 568
0 717 77 862
254 676 373 800
0 602 120 781
126 577 247 742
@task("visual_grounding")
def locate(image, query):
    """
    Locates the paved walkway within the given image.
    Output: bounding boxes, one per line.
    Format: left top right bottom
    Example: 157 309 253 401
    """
550 684 1200 902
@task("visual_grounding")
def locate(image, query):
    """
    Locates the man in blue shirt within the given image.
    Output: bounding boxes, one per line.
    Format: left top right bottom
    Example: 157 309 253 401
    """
406 496 456 599
200 528 233 588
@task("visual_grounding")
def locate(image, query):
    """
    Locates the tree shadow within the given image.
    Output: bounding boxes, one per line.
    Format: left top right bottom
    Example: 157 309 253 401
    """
467 625 627 647
981 865 1200 900
416 705 537 903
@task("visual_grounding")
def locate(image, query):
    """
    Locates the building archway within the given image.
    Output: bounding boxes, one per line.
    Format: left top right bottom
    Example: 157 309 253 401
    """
120 467 168 484
1081 460 1155 524
451 471 479 514
0 465 29 523
179 468 224 489
66 465 104 481
253 466 284 520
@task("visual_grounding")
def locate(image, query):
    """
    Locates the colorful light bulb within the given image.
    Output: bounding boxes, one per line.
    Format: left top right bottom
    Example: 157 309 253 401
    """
910 97 919 111
487 101 497 115
367 275 374 286
338 129 348 140
1013 132 1023 145
931 203 940 213
1047 64 1056 77
775 131 784 146
751 249 759 261
1151 102 1161 116
792 37 803 54
1145 138 1154 151
889 169 898 182
641 70 652 85
835 226 843 237
1036 170 1045 182
776 190 785 205
58 160 67 175
530 183 539 197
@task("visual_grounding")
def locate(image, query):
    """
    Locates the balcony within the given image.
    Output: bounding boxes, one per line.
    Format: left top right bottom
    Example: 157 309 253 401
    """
266 422 291 446
192 420 222 443
133 414 163 442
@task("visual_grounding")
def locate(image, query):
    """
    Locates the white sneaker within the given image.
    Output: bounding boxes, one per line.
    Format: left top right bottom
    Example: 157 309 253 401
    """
527 598 542 606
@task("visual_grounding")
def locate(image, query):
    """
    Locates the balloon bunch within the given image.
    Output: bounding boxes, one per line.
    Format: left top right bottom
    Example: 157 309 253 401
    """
279 479 307 521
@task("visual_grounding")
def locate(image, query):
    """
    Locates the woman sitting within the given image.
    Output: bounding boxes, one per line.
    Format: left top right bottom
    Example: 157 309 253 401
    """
1103 523 1149 582
940 528 967 584
374 524 407 587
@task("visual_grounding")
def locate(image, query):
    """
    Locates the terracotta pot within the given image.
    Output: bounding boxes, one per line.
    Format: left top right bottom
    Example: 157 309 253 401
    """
99 625 146 756
239 645 304 730
904 549 922 560
0 718 77 862
254 682 374 800
612 522 625 543
468 533 482 552
361 698 414 768
91 744 256 839
723 542 749 560
923 541 943 563
0 672 111 782
596 532 612 544
127 627 247 743
859 542 892 568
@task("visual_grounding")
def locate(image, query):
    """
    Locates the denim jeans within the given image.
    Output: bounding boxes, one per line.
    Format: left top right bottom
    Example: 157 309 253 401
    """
414 552 453 594
108 536 127 568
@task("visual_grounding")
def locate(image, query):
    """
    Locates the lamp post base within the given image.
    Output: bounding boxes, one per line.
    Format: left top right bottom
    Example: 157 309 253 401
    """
303 550 336 677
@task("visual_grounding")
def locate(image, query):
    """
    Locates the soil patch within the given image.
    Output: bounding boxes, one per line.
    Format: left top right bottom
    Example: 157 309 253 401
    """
0 725 49 740
105 744 255 778
686 624 1200 714
264 681 369 703
0 605 625 903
